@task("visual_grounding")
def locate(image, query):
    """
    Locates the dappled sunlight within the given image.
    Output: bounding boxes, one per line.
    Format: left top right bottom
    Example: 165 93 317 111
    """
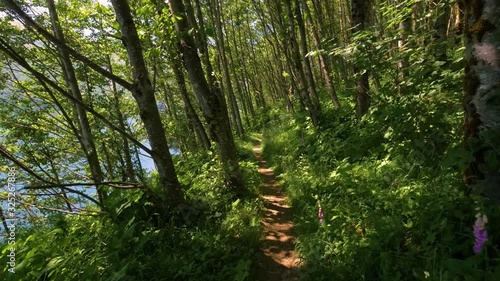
252 142 300 280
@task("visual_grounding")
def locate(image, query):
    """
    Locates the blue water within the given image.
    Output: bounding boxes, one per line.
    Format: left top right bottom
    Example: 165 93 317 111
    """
0 141 180 238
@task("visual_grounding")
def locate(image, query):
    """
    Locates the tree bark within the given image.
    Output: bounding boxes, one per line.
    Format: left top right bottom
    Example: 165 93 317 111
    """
191 0 217 91
111 0 184 209
107 56 136 182
433 0 451 63
47 0 107 204
453 1 465 36
171 54 211 150
463 0 500 201
169 0 245 196
232 11 257 119
397 1 411 95
352 0 371 118
283 0 320 126
294 0 321 115
211 0 245 137
301 0 341 109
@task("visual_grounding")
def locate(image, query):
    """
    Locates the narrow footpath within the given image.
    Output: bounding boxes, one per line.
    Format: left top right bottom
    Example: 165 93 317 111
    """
251 143 300 281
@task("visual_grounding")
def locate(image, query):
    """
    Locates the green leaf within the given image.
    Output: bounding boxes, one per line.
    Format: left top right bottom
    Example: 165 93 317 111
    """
232 198 241 208
46 257 63 270
110 265 128 281
116 201 131 215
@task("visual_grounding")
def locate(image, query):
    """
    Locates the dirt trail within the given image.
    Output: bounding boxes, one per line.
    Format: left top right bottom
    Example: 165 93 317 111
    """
251 144 300 281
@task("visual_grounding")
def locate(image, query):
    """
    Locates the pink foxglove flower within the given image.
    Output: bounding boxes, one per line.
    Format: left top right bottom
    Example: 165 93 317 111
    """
318 208 323 224
473 214 488 254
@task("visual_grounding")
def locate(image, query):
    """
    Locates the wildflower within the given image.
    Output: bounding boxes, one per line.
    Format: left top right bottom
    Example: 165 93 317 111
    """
318 208 323 224
473 214 488 254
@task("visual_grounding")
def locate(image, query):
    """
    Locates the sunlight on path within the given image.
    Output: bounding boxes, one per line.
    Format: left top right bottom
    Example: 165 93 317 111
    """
252 144 300 281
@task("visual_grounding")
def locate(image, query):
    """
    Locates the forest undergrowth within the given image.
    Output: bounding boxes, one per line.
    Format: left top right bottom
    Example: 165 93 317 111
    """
2 1 500 280
1 138 263 281
261 56 500 280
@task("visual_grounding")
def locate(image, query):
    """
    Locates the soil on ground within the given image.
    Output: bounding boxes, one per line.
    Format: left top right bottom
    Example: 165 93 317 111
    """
251 144 300 281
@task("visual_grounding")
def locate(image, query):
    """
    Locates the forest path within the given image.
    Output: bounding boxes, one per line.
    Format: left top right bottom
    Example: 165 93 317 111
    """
251 142 300 281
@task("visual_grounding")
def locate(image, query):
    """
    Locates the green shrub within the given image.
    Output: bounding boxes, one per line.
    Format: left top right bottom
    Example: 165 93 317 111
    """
1 138 263 281
261 45 500 279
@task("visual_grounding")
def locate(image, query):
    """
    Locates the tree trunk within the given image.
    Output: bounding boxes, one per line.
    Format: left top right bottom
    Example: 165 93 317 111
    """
211 0 244 137
302 0 341 109
397 1 411 95
227 13 252 127
352 0 371 118
191 0 217 91
233 12 257 119
433 0 451 63
463 0 500 201
111 0 184 209
294 0 321 115
452 1 465 36
283 0 320 126
108 56 136 182
47 0 107 204
172 54 211 150
169 0 245 196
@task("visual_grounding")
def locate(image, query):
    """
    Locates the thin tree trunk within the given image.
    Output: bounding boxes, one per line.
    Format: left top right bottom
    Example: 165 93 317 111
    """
101 142 116 179
397 1 411 95
47 156 73 212
169 0 245 196
172 54 211 150
108 56 136 182
227 13 252 127
47 0 106 204
211 0 244 137
452 1 464 36
302 0 341 109
192 0 217 91
294 0 321 116
234 12 257 118
262 0 303 110
163 82 178 121
433 0 450 63
111 0 184 209
352 0 370 118
0 207 10 235
283 0 319 126
133 144 146 182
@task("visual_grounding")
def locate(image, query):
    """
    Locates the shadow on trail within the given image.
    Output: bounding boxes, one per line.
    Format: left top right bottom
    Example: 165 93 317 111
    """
251 144 300 281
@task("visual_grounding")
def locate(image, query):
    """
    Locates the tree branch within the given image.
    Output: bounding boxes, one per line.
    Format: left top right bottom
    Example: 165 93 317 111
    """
0 144 51 184
23 185 105 209
0 37 154 156
25 181 144 190
1 0 134 90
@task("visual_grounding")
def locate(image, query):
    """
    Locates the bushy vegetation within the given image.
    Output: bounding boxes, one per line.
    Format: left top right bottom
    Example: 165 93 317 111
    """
1 139 262 281
1 0 499 280
262 42 500 280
